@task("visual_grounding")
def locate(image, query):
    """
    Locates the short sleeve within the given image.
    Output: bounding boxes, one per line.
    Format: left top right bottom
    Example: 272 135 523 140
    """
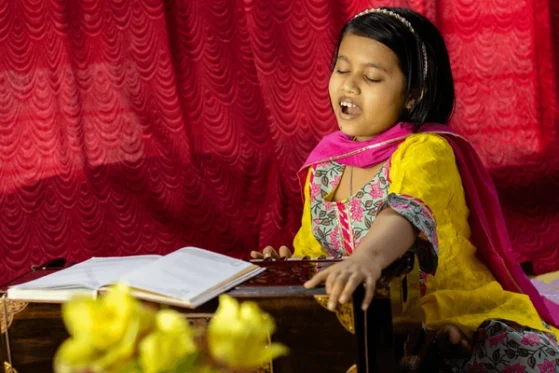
292 168 327 258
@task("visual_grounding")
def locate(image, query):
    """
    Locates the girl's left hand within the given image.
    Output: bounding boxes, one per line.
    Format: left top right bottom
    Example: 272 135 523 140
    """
304 252 382 311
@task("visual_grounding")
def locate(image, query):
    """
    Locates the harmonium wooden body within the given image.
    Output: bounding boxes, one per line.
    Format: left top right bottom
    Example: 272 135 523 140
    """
0 255 424 373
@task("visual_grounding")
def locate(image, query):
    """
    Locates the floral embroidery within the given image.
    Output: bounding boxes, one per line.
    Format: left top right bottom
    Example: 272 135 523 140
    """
447 320 559 373
384 194 439 275
308 161 440 293
386 194 439 250
537 360 556 373
369 182 383 199
501 363 528 373
330 174 341 187
309 162 389 256
310 182 321 199
521 333 541 347
329 225 341 253
488 332 507 347
349 198 364 222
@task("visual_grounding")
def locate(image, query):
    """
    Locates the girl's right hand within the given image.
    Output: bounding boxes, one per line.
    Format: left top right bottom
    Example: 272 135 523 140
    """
250 245 292 260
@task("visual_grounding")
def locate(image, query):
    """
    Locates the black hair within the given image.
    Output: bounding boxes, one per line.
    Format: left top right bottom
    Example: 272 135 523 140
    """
333 7 455 128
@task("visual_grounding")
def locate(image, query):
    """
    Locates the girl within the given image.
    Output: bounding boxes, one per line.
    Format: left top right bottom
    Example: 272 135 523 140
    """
251 7 559 372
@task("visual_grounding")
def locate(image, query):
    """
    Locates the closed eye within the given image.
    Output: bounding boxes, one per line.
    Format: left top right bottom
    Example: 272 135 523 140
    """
365 77 381 83
335 69 349 74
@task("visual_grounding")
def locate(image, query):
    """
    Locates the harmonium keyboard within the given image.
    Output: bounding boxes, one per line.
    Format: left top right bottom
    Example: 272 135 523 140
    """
1 254 423 373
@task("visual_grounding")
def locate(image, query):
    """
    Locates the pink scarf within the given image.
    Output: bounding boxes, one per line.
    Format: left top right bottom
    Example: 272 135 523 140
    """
299 123 559 328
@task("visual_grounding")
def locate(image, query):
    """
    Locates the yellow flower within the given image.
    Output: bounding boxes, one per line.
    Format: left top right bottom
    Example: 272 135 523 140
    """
139 309 197 373
54 337 100 373
54 284 155 373
207 295 288 369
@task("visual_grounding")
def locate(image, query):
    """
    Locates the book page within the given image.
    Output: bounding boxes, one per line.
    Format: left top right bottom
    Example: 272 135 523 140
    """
10 255 161 291
120 247 258 302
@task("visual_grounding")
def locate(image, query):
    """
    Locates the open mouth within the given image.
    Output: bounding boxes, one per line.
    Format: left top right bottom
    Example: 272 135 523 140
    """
339 98 362 118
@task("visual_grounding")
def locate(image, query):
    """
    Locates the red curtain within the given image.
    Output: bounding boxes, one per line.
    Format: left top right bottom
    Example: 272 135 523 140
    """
0 0 557 284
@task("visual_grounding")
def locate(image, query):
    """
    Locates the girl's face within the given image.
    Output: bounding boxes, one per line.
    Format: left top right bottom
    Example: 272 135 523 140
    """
328 33 407 141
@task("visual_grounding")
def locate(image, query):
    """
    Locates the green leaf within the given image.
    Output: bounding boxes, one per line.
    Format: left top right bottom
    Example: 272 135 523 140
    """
492 349 501 362
114 360 142 373
169 352 200 373
527 356 536 369
504 349 516 359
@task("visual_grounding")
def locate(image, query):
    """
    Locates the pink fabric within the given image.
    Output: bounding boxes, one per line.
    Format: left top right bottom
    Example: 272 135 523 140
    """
335 201 354 254
299 122 559 328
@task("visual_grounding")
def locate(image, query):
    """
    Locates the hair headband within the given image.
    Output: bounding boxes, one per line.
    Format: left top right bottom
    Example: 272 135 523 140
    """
353 8 428 78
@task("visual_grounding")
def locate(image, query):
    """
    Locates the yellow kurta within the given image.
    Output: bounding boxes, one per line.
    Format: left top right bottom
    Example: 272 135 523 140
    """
293 133 558 338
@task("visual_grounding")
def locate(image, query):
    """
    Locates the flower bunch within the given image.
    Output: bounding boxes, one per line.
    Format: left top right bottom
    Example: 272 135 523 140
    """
54 284 288 373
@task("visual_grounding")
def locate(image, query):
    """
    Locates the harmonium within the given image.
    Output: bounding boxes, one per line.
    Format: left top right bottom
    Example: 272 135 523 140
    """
1 254 426 373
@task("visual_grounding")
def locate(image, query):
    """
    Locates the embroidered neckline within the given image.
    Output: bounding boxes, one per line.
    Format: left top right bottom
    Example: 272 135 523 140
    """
322 162 388 204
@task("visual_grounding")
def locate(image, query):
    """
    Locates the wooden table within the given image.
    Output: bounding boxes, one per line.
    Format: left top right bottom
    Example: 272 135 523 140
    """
1 256 423 373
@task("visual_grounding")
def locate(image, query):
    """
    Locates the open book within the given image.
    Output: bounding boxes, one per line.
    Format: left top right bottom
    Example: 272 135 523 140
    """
6 247 265 308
